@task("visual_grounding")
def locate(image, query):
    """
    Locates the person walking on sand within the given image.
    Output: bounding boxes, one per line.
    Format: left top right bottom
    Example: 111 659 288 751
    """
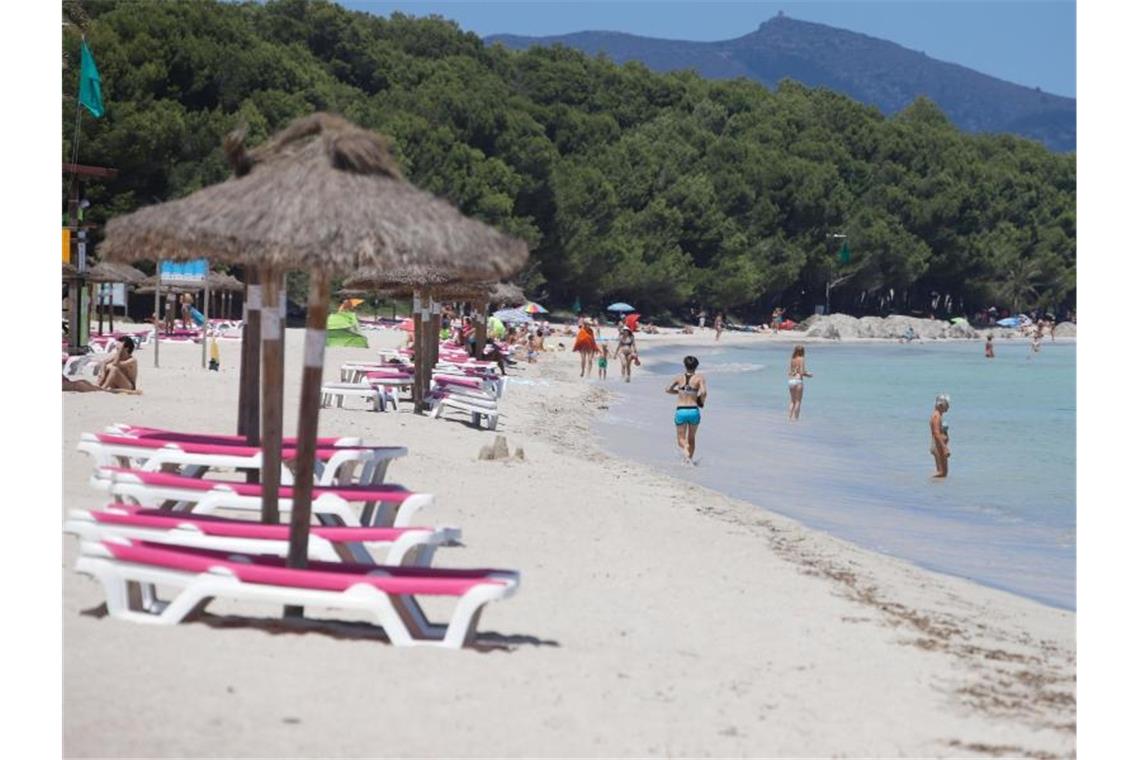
598 341 609 380
930 394 951 478
714 313 724 341
771 307 783 335
667 355 708 464
616 325 638 382
572 318 599 377
787 344 813 421
985 334 995 358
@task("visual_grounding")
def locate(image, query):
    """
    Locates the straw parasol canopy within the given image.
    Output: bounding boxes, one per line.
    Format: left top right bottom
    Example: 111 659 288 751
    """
86 261 147 285
97 112 531 597
489 281 525 305
134 274 201 295
101 112 529 281
342 269 499 302
207 271 245 292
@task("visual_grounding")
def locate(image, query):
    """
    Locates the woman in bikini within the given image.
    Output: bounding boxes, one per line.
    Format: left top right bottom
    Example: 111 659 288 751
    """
666 355 708 463
930 393 951 478
616 325 638 382
787 344 813 421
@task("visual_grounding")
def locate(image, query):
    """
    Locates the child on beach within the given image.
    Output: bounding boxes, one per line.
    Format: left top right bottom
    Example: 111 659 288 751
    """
985 334 995 358
598 341 609 380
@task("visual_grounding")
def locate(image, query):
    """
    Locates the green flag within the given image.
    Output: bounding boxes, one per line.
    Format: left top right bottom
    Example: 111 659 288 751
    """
837 240 851 264
78 40 104 118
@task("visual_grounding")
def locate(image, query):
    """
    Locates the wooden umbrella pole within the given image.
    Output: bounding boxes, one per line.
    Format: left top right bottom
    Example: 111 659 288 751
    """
108 286 115 334
429 298 441 392
153 280 160 368
259 266 284 523
412 292 424 412
284 270 331 617
474 299 488 356
237 268 262 447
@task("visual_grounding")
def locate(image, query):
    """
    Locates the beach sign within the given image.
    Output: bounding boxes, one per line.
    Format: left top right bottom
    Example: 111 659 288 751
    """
159 259 208 284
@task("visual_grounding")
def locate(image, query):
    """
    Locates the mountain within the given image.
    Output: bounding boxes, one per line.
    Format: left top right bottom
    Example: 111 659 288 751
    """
487 15 1075 152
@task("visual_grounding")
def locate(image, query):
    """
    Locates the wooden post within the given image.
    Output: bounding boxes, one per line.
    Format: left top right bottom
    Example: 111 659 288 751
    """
474 299 488 357
238 268 262 446
153 281 161 369
429 298 441 394
411 292 423 411
201 268 210 369
108 285 115 334
283 270 331 617
259 267 284 524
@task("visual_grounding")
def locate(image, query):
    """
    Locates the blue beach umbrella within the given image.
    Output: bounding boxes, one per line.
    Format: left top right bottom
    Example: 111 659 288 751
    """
996 317 1020 327
493 307 533 325
607 302 635 313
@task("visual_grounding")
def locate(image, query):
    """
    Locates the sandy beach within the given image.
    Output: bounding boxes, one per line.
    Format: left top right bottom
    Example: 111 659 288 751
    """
62 326 1075 758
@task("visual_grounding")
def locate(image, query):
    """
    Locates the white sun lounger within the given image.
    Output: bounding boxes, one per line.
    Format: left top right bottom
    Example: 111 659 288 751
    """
104 424 362 448
428 390 500 431
319 382 402 412
77 433 406 486
73 538 519 648
90 467 434 528
65 505 458 567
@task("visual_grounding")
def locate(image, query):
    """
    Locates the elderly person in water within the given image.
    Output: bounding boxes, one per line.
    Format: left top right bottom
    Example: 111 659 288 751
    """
930 393 951 478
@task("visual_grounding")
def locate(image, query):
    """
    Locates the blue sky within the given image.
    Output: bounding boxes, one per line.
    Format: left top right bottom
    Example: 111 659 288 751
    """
338 1 1076 97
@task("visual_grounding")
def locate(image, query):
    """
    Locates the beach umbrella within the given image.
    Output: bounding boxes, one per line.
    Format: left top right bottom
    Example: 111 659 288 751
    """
523 301 548 314
607 302 635 313
996 317 1020 327
101 113 527 593
493 307 533 324
86 261 146 335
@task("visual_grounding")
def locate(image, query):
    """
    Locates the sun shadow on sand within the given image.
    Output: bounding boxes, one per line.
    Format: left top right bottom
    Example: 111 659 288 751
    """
79 603 558 652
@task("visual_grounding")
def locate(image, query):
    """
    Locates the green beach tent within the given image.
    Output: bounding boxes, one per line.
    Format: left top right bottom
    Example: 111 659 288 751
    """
325 311 369 348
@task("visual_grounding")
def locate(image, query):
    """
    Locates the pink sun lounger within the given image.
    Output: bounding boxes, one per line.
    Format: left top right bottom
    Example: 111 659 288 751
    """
77 433 407 486
106 424 361 448
65 505 458 567
90 467 433 528
73 538 519 648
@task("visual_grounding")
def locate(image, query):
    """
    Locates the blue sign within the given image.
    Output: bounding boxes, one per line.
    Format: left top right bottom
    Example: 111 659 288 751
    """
159 259 207 284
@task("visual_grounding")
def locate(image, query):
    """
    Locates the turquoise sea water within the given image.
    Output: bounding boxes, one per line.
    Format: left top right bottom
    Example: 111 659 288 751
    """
594 339 1076 609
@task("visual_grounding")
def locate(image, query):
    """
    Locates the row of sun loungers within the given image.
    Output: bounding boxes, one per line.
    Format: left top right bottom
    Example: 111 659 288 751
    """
65 424 520 648
323 344 509 429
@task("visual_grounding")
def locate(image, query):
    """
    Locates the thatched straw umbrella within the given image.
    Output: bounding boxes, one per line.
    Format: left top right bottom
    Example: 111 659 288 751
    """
206 271 245 320
86 261 146 335
100 113 527 599
342 271 505 405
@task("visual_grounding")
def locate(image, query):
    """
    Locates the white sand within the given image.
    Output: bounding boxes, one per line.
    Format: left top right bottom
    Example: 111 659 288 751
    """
62 327 1074 758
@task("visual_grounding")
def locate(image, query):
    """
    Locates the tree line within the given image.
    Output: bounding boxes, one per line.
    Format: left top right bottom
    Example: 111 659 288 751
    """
62 0 1075 320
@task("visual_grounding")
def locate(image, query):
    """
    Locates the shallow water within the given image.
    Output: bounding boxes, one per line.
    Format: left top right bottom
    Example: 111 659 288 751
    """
595 338 1076 609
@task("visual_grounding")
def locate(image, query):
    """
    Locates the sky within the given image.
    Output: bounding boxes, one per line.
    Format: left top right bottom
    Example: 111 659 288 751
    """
339 1 1076 98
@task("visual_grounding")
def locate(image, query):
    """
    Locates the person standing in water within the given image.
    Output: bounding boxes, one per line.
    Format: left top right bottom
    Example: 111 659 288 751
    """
930 393 951 478
714 313 724 341
667 355 708 464
787 344 813 420
985 334 995 358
